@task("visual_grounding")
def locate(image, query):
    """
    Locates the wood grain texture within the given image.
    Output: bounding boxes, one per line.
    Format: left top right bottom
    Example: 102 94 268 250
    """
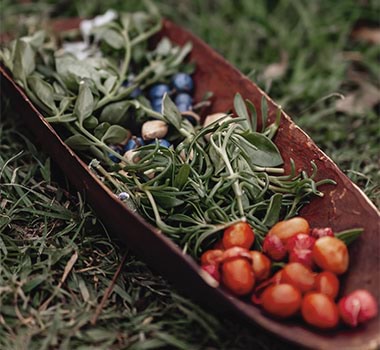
1 18 379 350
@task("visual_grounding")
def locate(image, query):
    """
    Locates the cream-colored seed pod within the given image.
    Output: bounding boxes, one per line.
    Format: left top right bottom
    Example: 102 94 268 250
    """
142 120 168 140
203 113 231 141
123 150 140 164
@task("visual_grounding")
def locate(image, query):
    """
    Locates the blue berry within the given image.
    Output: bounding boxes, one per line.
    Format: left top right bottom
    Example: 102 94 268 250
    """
124 137 145 152
108 145 123 163
171 73 194 92
150 139 171 148
148 84 170 100
151 99 163 113
176 103 191 112
175 93 192 106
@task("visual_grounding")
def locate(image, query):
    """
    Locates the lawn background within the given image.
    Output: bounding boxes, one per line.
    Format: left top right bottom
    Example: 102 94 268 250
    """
1 1 379 349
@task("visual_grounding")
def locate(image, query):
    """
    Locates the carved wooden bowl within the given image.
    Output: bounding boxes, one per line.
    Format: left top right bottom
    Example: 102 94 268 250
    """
1 18 379 350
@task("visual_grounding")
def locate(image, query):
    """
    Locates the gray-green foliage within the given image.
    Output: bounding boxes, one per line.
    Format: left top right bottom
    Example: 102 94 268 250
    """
91 94 332 257
1 5 193 165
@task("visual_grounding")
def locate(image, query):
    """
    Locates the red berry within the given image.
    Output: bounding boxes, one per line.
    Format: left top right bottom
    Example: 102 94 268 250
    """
338 289 378 327
268 217 310 244
301 292 339 329
287 234 316 269
260 284 302 318
263 234 287 261
221 258 255 296
313 236 349 275
281 263 316 293
314 271 340 299
200 249 223 266
310 227 334 239
223 222 255 249
201 264 220 282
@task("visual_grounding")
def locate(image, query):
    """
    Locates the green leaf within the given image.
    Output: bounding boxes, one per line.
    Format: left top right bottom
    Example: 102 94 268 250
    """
94 122 110 140
233 93 250 129
162 94 181 130
22 276 46 293
22 30 46 49
65 135 94 150
13 39 35 81
155 37 172 56
237 132 283 167
27 75 57 113
99 101 130 125
246 99 257 132
101 29 124 50
101 125 128 144
55 55 100 90
83 116 99 129
335 228 364 246
153 192 184 209
262 194 283 226
104 75 117 94
74 81 94 126
174 164 191 189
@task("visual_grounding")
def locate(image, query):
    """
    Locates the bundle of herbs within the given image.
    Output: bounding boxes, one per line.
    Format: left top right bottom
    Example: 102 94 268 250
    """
0 6 334 259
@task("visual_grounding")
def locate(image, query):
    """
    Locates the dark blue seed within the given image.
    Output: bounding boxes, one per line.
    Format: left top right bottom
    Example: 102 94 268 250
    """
108 145 123 163
176 103 191 112
148 84 170 100
175 93 193 106
150 139 171 148
124 137 144 152
151 99 163 113
171 73 194 92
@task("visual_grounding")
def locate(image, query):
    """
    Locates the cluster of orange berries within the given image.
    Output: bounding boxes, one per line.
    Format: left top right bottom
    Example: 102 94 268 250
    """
200 218 378 329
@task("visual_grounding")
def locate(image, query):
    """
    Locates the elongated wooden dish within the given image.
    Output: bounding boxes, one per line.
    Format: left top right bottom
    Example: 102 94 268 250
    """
1 17 379 350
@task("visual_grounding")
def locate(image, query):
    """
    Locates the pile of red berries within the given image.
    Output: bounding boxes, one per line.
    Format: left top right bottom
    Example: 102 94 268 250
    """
200 218 378 329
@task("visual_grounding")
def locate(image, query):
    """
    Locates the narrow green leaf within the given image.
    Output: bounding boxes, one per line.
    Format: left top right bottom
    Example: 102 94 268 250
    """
261 96 268 131
233 93 250 129
262 194 283 226
153 192 184 209
335 228 364 246
162 94 181 130
23 276 46 293
246 99 257 132
174 164 191 189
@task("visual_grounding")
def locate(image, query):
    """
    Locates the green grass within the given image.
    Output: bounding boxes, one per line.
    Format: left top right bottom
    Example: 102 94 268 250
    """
1 1 379 349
